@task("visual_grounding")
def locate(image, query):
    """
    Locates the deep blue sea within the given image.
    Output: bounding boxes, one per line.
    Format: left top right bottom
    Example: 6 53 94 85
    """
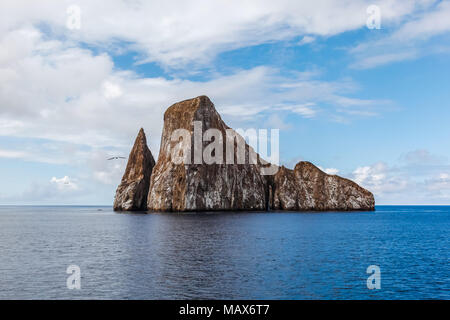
0 206 448 300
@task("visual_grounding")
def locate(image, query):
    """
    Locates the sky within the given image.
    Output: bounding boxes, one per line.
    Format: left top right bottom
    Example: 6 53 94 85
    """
1 0 450 205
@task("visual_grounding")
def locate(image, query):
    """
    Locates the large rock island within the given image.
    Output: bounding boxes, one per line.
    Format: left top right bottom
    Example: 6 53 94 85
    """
114 96 375 212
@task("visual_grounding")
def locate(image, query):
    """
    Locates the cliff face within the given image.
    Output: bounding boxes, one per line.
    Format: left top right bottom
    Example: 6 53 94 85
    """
270 162 375 211
113 128 155 211
147 96 268 211
114 95 375 212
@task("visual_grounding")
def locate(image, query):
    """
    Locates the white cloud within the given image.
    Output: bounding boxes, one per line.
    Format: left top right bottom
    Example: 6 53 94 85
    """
353 163 385 185
353 161 413 194
320 167 340 175
0 175 83 204
50 176 78 191
264 114 293 131
391 1 450 41
102 81 123 99
349 149 450 204
425 173 450 191
280 103 317 118
0 0 429 68
88 150 127 185
0 149 28 159
0 141 92 165
351 1 450 69
400 149 446 165
298 36 315 46
439 173 449 180
351 51 418 69
0 26 384 156
93 171 119 185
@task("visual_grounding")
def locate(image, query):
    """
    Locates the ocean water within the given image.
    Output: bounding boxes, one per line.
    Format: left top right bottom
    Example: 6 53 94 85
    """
0 205 448 300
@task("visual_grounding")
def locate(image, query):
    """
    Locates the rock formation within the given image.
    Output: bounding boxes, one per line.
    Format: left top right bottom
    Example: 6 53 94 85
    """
147 96 268 211
269 162 375 211
113 128 155 211
114 95 375 212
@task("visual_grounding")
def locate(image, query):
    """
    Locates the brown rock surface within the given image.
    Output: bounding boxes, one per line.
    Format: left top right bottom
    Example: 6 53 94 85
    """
147 96 268 211
270 162 375 211
114 95 375 212
113 128 155 211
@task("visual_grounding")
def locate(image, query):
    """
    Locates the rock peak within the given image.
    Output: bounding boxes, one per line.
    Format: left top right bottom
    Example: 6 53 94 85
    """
148 95 266 211
113 129 156 211
164 95 215 122
132 128 146 148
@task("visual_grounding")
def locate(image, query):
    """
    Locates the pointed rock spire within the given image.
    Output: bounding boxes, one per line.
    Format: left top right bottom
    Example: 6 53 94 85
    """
113 128 155 211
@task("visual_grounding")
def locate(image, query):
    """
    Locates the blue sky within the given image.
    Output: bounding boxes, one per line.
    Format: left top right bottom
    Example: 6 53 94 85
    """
1 0 450 205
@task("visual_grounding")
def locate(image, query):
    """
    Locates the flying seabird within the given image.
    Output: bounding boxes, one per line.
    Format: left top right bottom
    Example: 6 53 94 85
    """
107 156 127 160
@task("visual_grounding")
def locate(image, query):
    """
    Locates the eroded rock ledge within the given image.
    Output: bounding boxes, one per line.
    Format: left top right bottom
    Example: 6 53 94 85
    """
114 96 375 212
268 162 375 211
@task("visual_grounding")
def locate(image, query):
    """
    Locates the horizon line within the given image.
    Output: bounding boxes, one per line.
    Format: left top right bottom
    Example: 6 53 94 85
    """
1 204 450 207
